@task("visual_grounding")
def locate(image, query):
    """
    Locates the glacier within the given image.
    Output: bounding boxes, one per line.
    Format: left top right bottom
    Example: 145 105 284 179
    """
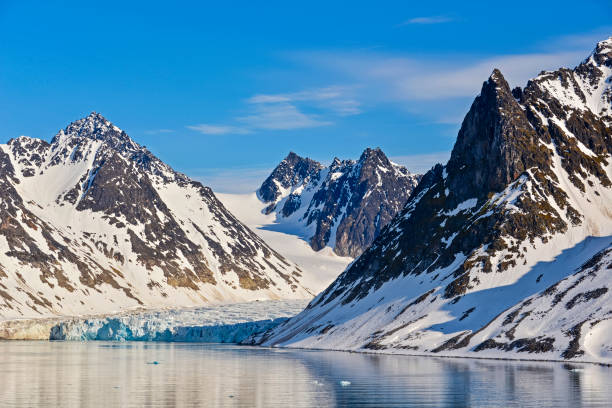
1 299 308 342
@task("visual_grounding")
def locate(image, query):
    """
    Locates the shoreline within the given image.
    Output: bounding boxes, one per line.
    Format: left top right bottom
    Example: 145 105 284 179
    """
253 343 612 367
1 322 610 367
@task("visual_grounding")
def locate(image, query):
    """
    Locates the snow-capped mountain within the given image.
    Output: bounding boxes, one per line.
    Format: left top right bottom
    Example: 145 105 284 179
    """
258 149 421 257
257 38 612 363
0 113 313 319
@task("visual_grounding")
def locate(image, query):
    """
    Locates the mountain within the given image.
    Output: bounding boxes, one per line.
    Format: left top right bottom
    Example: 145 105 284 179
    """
258 148 421 257
0 113 313 319
256 38 612 363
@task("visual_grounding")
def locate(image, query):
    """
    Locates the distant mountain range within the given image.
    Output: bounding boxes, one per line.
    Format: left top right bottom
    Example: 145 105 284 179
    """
257 37 612 363
258 149 421 257
0 113 313 319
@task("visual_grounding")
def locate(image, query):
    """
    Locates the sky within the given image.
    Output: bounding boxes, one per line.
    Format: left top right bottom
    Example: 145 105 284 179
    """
1 1 611 192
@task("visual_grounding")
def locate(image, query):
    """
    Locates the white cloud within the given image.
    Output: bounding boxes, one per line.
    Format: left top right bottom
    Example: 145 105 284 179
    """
188 31 608 134
401 16 453 25
540 28 612 49
186 124 250 135
292 49 587 103
391 151 452 174
248 94 292 104
144 129 174 135
239 102 332 130
283 34 606 125
248 86 361 116
188 85 355 135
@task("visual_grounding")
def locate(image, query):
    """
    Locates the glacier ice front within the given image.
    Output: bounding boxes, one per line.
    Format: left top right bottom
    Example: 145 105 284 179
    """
47 299 308 342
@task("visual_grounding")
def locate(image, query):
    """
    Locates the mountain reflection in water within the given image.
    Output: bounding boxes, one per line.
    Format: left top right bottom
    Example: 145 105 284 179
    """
0 341 610 407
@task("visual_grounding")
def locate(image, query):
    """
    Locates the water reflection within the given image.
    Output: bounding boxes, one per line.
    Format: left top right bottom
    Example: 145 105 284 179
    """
0 341 610 407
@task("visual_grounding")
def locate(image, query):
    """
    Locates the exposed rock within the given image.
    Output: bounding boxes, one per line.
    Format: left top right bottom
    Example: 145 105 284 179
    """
0 113 312 319
256 37 612 363
259 148 422 257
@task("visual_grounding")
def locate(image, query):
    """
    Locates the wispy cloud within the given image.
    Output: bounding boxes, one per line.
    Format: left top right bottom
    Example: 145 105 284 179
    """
238 102 332 130
540 27 612 49
188 85 357 135
401 16 453 25
391 151 452 173
247 86 361 116
188 31 607 134
287 35 596 124
293 50 586 101
144 128 174 135
187 124 250 135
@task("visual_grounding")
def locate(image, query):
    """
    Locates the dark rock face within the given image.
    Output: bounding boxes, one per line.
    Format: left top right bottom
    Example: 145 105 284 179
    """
447 69 551 197
258 38 612 360
258 152 323 205
259 148 421 257
0 112 311 318
317 67 580 307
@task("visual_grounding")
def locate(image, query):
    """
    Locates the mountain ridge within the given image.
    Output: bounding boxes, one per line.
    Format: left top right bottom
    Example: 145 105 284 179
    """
258 147 422 257
0 113 314 319
256 37 612 363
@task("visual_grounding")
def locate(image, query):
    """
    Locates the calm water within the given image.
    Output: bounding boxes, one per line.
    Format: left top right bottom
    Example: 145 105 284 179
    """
0 342 611 407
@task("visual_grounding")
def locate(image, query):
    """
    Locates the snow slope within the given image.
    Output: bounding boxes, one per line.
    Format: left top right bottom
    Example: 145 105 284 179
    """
0 113 314 320
257 37 612 363
258 149 421 257
217 192 352 293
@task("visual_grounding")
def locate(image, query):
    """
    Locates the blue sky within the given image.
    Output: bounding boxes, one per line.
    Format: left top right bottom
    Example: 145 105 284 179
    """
1 1 610 192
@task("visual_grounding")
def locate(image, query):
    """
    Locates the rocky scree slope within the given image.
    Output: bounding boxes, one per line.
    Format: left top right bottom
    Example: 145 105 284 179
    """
0 113 312 319
258 149 421 257
256 38 612 363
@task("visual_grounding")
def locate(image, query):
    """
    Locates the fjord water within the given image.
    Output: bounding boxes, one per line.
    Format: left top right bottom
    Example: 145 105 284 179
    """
1 342 611 407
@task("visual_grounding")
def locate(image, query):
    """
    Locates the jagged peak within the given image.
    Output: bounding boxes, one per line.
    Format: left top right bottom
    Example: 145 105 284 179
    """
594 36 612 54
280 151 322 168
51 112 134 148
42 113 173 178
258 151 323 203
446 67 543 198
66 111 118 134
7 135 49 146
590 36 612 66
489 68 505 83
284 151 301 162
357 147 414 176
484 69 512 94
358 147 385 162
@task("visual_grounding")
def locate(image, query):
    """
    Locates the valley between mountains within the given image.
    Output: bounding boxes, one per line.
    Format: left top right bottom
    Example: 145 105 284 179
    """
1 37 612 364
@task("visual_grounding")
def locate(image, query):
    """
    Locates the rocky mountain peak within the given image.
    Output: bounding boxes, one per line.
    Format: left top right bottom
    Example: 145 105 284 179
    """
358 147 386 164
257 38 612 360
591 36 612 66
0 114 313 319
488 68 508 86
483 69 514 101
446 68 546 201
43 112 171 179
258 152 323 204
284 151 301 163
51 112 136 151
261 147 422 257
